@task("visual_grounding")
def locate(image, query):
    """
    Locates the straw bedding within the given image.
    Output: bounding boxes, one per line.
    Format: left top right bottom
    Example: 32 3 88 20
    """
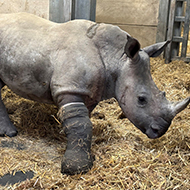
0 57 189 189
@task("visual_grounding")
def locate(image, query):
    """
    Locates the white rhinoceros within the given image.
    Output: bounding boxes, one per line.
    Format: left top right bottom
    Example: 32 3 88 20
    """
0 13 189 175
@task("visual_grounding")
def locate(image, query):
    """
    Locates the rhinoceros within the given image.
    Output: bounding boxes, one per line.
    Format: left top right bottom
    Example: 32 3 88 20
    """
0 12 189 175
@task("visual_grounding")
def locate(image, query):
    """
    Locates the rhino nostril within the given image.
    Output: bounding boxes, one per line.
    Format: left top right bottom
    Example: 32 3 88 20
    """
162 91 166 97
151 125 159 134
152 128 158 134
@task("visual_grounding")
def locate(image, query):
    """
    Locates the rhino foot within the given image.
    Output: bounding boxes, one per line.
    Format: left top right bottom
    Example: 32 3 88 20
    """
58 102 93 175
0 95 18 137
61 149 94 175
0 121 18 137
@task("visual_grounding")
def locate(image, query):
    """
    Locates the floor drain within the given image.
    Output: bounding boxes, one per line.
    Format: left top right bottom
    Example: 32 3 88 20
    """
0 170 34 186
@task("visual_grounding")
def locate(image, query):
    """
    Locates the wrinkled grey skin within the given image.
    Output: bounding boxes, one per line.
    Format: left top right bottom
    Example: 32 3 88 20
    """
0 13 189 172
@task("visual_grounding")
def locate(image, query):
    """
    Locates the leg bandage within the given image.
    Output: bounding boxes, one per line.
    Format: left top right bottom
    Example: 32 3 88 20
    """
58 103 94 175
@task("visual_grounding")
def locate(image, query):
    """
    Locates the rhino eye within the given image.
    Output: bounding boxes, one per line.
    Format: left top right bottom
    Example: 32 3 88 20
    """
138 96 147 106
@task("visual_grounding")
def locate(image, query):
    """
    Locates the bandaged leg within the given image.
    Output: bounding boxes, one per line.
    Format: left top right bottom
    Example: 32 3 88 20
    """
58 103 94 175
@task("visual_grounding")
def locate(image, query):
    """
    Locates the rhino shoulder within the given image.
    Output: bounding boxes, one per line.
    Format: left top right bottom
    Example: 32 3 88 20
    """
86 23 100 38
91 23 128 51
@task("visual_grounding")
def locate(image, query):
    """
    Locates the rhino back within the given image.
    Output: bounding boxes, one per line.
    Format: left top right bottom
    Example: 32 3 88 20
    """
0 13 56 103
0 13 105 105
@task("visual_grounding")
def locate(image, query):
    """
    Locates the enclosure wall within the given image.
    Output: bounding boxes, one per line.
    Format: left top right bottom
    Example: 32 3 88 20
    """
0 0 160 47
0 0 49 19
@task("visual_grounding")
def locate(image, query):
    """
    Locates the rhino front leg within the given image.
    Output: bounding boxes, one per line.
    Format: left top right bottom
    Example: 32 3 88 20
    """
0 80 18 137
57 96 94 175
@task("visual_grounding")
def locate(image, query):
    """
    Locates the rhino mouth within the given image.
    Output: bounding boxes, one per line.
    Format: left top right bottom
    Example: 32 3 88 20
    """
145 118 171 139
146 127 161 139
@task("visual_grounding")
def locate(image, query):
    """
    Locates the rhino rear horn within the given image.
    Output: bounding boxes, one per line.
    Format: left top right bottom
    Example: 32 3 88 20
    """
124 35 140 59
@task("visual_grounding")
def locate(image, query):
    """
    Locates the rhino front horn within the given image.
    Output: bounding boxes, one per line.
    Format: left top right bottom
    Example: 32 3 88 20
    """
170 97 190 116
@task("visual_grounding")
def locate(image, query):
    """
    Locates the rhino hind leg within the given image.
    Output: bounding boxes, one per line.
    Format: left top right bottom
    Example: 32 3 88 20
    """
0 80 18 137
57 103 94 175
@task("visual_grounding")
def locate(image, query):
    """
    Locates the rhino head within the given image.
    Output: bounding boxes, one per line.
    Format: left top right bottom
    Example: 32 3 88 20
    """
115 36 190 139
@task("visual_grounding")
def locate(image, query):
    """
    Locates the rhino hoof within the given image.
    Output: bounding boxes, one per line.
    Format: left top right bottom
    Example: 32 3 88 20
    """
0 124 18 137
61 149 94 175
6 129 18 137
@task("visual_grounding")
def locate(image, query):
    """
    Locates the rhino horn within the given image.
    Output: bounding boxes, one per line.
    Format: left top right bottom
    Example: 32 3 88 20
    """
170 97 190 116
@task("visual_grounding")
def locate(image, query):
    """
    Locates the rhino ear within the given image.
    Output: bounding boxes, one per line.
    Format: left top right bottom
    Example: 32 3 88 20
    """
124 35 140 59
143 40 170 57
